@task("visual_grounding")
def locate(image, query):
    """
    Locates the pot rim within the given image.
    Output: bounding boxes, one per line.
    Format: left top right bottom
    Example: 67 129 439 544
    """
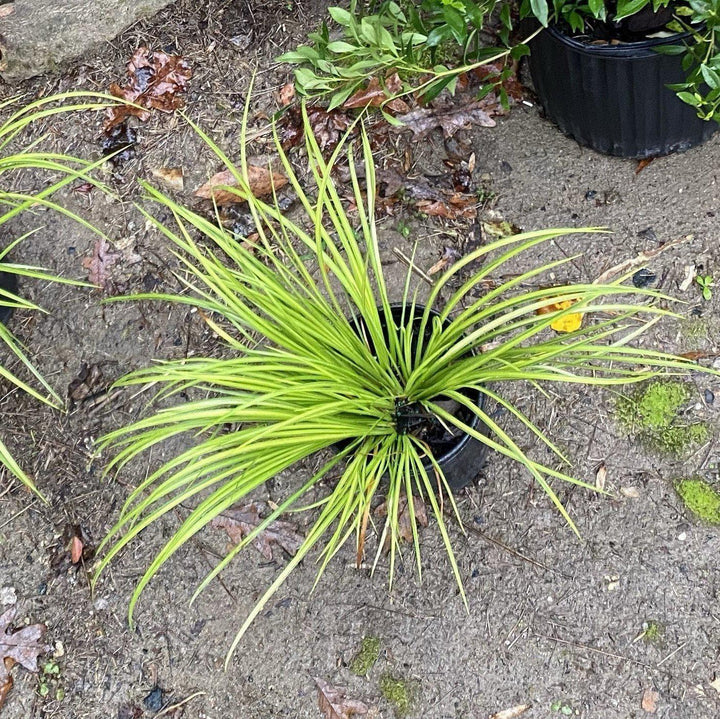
543 22 692 57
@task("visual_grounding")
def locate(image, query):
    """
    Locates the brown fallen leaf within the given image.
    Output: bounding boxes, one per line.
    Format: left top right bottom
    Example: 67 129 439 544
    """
68 363 106 405
343 74 409 114
212 502 304 560
279 82 296 107
489 705 530 719
641 687 659 713
71 181 94 196
51 524 95 571
636 157 655 175
70 535 84 564
471 60 525 103
397 101 495 139
151 166 184 191
0 608 50 711
376 495 428 545
82 238 120 289
105 47 192 131
315 677 368 719
595 462 607 491
678 350 720 361
416 199 476 220
280 105 353 152
428 246 461 275
194 165 287 205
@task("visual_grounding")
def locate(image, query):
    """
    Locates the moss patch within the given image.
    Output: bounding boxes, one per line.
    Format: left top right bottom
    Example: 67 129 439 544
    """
350 636 381 676
615 381 709 456
675 478 720 524
379 674 414 717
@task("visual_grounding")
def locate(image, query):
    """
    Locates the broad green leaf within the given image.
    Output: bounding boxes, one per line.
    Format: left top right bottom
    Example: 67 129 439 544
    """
530 0 549 26
326 41 358 53
328 6 353 26
615 0 650 19
701 64 720 90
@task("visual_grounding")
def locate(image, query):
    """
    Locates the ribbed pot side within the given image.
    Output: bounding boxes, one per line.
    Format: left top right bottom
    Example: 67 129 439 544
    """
529 25 717 158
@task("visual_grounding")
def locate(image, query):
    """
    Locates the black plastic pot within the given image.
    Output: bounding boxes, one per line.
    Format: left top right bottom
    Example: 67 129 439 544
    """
529 25 717 158
349 304 490 492
0 267 18 325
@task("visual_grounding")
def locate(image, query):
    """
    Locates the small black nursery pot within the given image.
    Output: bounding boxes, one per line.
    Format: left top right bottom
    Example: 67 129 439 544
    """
352 303 491 492
529 25 717 158
0 267 18 324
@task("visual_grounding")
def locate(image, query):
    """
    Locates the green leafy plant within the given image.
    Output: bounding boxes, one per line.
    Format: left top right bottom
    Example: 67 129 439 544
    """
278 0 529 108
696 273 714 300
0 93 112 498
95 98 706 660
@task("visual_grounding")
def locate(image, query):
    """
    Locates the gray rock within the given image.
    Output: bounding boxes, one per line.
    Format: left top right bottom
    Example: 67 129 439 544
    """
0 0 175 82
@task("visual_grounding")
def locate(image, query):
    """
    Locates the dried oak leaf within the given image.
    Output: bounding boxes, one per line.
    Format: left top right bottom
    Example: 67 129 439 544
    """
315 677 369 719
105 47 192 131
212 502 304 560
280 106 353 152
416 198 476 220
344 73 409 114
194 165 287 205
397 101 495 139
82 238 120 289
0 608 50 711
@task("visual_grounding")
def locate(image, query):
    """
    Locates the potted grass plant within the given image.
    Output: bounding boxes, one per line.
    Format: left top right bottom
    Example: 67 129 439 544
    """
0 93 111 497
94 97 707 660
523 0 720 156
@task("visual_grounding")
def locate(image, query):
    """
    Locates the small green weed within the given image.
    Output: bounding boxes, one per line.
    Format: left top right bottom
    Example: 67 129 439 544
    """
395 219 411 239
640 619 665 643
550 700 576 715
38 660 64 701
350 636 381 676
675 478 720 524
696 274 714 301
380 674 414 718
615 381 709 456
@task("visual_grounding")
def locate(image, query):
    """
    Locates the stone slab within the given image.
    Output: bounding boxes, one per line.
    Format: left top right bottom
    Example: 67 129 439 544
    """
0 0 175 82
